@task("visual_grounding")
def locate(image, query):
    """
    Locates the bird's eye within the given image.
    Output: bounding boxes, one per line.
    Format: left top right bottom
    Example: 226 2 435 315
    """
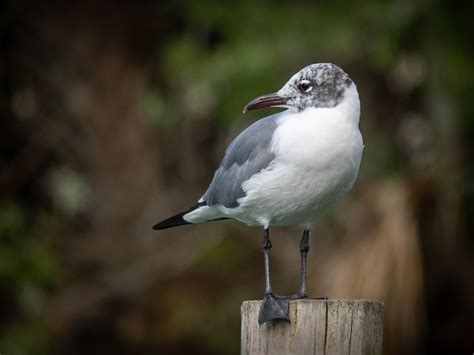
298 80 313 93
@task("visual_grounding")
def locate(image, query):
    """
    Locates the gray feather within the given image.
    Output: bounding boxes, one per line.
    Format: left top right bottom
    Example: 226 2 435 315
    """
203 113 281 208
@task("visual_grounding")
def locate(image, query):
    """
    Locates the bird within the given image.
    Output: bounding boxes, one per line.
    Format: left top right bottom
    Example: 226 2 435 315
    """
153 63 363 325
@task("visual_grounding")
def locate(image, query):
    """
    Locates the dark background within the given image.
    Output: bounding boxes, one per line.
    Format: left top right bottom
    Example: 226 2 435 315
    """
1 1 473 354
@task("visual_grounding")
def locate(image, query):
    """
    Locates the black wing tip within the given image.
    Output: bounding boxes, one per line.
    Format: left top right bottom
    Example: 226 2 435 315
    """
152 202 230 231
152 202 205 231
152 223 166 230
153 223 165 230
153 223 189 231
152 213 191 230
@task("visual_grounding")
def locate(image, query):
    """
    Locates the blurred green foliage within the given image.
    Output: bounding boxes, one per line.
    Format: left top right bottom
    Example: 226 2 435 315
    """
0 201 59 355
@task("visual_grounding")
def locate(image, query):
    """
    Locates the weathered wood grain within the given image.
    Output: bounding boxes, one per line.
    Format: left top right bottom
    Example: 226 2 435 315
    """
241 299 383 355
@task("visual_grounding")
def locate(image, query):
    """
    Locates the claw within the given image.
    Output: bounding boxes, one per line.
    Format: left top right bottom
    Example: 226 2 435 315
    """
258 293 290 325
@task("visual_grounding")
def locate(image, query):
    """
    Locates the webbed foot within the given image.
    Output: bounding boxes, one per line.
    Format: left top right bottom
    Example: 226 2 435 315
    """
258 293 290 325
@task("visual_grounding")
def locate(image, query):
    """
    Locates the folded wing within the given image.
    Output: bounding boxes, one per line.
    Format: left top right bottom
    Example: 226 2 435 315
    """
203 113 281 208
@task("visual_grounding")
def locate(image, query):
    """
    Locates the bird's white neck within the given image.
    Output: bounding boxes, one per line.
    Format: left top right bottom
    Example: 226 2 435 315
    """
337 82 361 126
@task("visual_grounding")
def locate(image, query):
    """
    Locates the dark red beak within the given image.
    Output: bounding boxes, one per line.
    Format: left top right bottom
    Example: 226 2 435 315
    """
243 92 288 113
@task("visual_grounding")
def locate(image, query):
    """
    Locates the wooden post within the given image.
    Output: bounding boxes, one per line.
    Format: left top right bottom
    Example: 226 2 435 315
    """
241 299 383 355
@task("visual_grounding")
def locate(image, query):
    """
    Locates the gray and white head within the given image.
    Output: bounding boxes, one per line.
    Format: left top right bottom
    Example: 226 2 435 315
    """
244 63 354 113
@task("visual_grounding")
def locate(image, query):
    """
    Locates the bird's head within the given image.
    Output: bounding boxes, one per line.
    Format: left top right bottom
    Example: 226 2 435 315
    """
243 63 354 113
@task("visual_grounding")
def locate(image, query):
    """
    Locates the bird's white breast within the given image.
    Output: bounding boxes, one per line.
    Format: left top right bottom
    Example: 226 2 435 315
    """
234 86 363 227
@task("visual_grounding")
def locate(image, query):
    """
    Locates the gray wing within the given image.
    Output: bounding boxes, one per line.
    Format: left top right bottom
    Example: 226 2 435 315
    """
202 112 281 208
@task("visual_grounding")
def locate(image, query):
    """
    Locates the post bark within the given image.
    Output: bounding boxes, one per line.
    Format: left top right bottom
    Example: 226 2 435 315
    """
241 299 383 355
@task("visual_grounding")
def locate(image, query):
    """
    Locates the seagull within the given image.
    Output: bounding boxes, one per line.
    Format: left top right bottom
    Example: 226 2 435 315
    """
153 63 363 325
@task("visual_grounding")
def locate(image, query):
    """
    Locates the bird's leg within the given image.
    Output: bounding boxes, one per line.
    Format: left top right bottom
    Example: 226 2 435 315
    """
298 228 310 298
258 228 290 325
263 227 272 295
292 229 328 300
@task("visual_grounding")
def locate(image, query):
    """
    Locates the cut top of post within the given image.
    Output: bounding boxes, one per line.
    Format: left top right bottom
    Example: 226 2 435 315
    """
241 299 384 355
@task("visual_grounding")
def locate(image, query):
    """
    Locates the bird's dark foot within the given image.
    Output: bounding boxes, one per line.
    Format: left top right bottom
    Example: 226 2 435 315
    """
258 293 290 325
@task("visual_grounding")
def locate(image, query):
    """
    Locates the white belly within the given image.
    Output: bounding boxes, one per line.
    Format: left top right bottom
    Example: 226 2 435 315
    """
232 107 363 227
